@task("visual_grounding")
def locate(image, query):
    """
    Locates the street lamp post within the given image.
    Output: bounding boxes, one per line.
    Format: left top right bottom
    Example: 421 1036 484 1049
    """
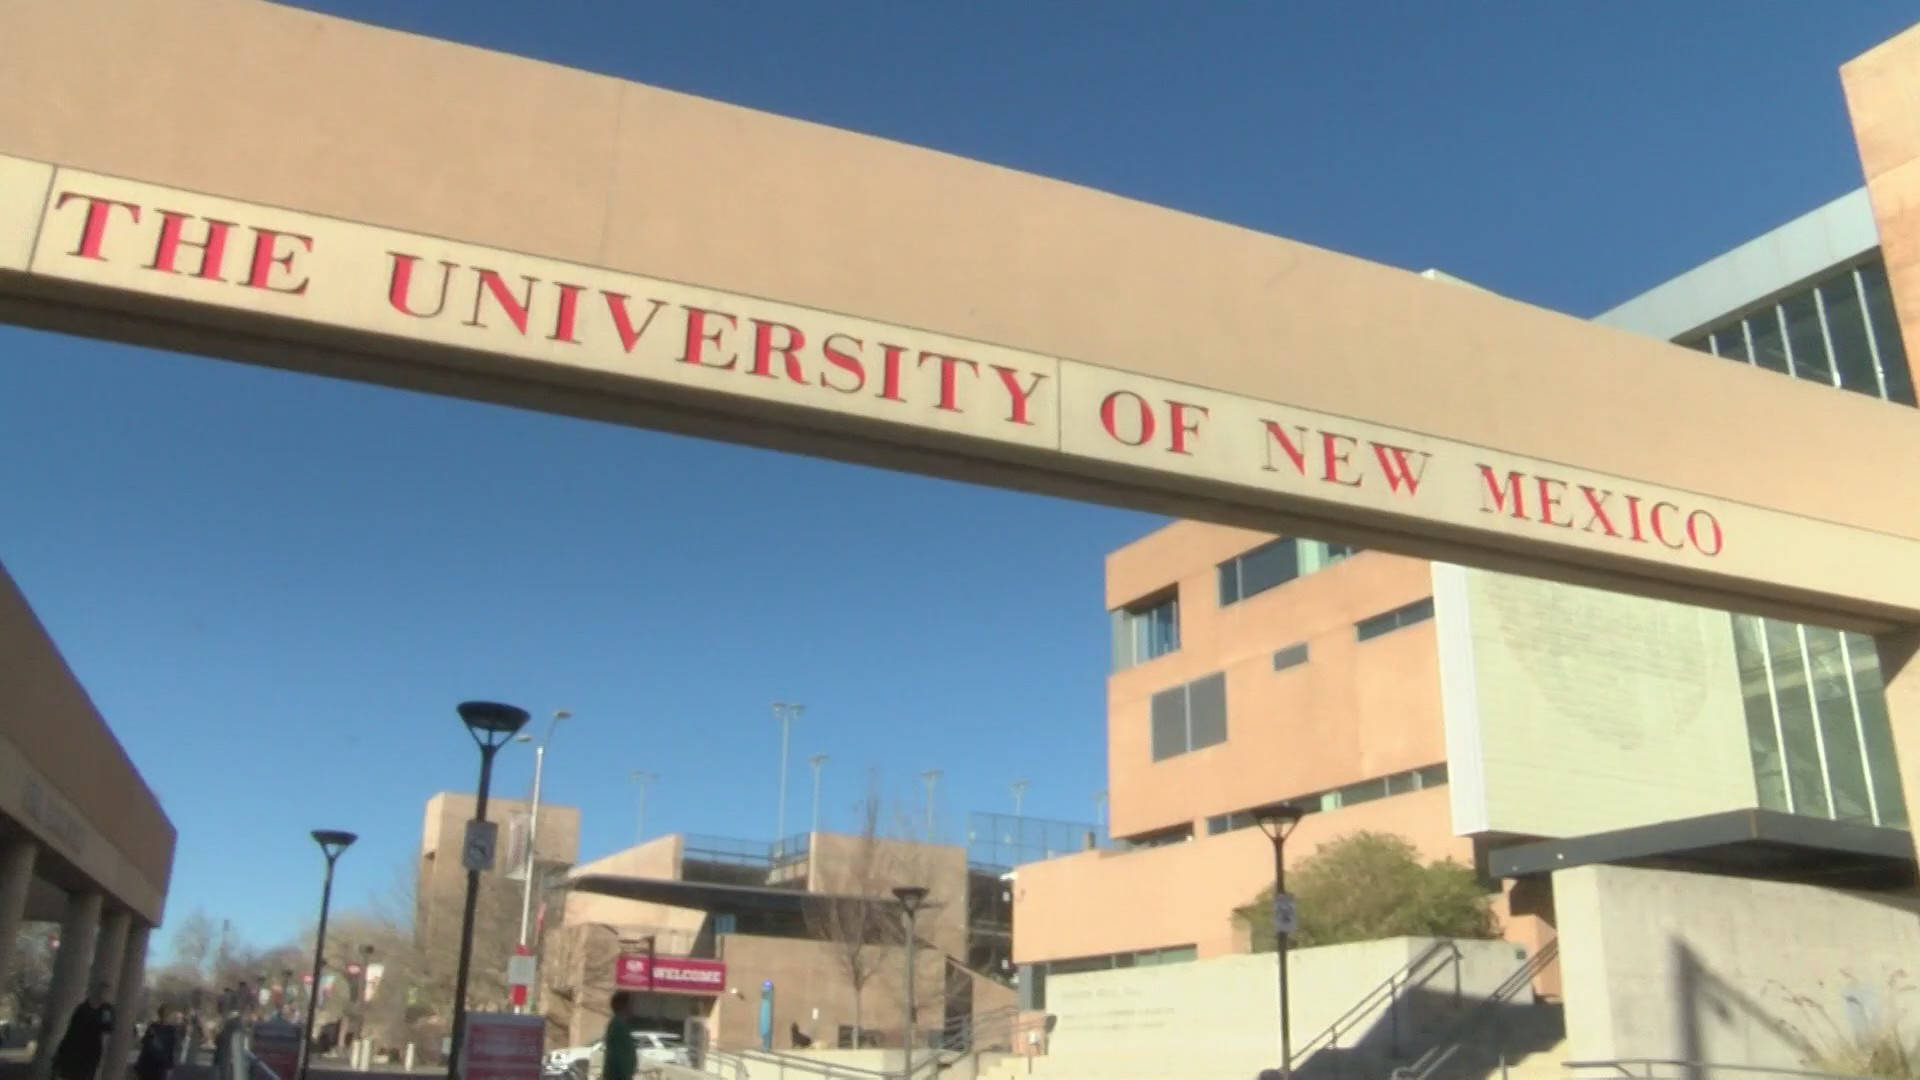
1252 803 1306 1080
447 701 530 1080
807 754 828 836
771 702 804 853
892 886 930 1080
299 830 356 1080
515 709 568 1015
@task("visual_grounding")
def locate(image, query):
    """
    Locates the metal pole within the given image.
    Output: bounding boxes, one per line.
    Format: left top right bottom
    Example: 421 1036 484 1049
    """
1011 780 1027 819
901 909 918 1080
808 755 827 836
297 857 340 1080
518 744 546 950
920 771 941 843
447 742 501 1080
773 703 800 851
1275 832 1292 1080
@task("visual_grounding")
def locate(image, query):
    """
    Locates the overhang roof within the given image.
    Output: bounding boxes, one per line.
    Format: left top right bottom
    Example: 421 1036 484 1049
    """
1489 808 1915 890
565 873 879 916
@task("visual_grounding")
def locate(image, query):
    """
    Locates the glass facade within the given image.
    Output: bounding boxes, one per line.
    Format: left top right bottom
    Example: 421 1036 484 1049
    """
1218 537 1359 606
1670 251 1913 832
1681 256 1916 406
1111 593 1179 670
1730 615 1907 827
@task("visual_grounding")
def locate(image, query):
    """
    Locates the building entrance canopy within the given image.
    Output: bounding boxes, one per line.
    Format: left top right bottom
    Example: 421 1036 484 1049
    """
2 1 1918 635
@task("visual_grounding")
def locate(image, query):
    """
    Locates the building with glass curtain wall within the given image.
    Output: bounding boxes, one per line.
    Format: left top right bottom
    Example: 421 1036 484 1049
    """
1010 185 1918 1010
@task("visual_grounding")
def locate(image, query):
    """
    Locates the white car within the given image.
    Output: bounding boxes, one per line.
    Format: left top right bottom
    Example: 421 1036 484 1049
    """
544 1031 692 1074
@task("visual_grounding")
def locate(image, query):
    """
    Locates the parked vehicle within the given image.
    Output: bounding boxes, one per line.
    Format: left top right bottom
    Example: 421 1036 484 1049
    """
543 1031 692 1075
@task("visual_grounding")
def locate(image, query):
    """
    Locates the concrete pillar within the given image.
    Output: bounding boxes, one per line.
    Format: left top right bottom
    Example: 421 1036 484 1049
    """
90 910 130 1002
32 890 103 1080
0 839 40 1000
100 923 149 1080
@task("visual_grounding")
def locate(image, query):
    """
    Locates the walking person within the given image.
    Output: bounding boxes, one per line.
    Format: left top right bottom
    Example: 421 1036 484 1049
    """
135 1008 181 1080
599 992 639 1080
52 983 116 1080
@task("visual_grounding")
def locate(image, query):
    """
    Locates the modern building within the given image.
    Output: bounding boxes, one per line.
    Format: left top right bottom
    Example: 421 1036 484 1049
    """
1010 182 1918 1057
540 828 1018 1055
0 559 175 1080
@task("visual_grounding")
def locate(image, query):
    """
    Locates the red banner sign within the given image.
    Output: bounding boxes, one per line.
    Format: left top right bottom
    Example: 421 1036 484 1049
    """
615 953 726 996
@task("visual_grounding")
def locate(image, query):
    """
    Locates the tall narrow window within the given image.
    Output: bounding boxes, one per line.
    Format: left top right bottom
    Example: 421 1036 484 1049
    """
1112 593 1179 671
1782 291 1832 386
1860 261 1915 406
1820 275 1881 398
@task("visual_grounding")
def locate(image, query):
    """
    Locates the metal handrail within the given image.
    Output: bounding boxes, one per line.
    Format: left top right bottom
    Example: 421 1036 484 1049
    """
1293 939 1464 1064
702 1044 950 1080
1393 939 1559 1080
1565 1059 1881 1080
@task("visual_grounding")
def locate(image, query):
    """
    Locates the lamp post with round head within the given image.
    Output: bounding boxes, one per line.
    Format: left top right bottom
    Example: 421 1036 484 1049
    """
892 886 930 1080
446 701 529 1080
1252 802 1306 1080
298 829 356 1080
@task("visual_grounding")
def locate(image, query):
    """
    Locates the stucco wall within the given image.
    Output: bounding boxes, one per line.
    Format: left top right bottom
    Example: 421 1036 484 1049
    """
1436 563 1758 838
1556 864 1920 1069
1037 936 1529 1080
1106 528 1444 840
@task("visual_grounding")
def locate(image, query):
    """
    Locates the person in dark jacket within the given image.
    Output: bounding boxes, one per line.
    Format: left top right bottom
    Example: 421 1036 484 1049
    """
53 983 115 1080
135 1008 181 1080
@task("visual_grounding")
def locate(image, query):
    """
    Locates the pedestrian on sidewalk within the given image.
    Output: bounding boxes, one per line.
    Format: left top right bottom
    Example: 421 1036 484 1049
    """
53 983 115 1080
135 1008 181 1080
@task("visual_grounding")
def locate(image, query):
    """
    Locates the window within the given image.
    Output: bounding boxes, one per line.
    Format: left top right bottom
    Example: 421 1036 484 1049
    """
1121 823 1194 849
1729 614 1909 829
1355 598 1435 641
1112 593 1179 670
1219 539 1299 605
1218 538 1363 606
1206 764 1445 834
1151 672 1228 760
1272 643 1310 672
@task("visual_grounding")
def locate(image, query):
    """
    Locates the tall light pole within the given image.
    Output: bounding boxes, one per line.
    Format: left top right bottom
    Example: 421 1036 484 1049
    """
892 886 930 1080
447 701 529 1080
772 702 803 853
1253 802 1306 1080
807 754 828 836
920 770 942 843
1011 779 1028 818
516 710 568 951
632 771 658 843
298 830 356 1080
512 709 566 1016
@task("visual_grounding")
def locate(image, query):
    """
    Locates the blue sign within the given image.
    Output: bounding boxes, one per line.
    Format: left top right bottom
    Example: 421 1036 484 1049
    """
758 982 774 1051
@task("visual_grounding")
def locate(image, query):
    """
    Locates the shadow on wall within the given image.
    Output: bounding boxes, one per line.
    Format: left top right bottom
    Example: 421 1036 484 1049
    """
1671 937 1920 1080
1672 938 1814 1080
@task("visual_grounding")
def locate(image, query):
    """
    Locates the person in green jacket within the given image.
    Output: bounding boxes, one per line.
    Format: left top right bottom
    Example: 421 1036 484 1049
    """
601 992 638 1080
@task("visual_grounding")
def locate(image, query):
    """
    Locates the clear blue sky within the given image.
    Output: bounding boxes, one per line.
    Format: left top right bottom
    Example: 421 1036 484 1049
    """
1 3 1913 958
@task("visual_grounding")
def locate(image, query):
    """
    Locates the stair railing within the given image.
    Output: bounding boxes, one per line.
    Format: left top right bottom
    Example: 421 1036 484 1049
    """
1390 938 1559 1080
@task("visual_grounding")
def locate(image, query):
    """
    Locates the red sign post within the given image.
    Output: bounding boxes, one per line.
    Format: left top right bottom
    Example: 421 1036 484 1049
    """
249 1020 300 1080
459 1013 544 1080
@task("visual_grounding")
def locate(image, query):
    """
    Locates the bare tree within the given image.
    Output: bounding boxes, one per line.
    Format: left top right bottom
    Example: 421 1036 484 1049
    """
804 774 955 1049
6 926 55 1025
